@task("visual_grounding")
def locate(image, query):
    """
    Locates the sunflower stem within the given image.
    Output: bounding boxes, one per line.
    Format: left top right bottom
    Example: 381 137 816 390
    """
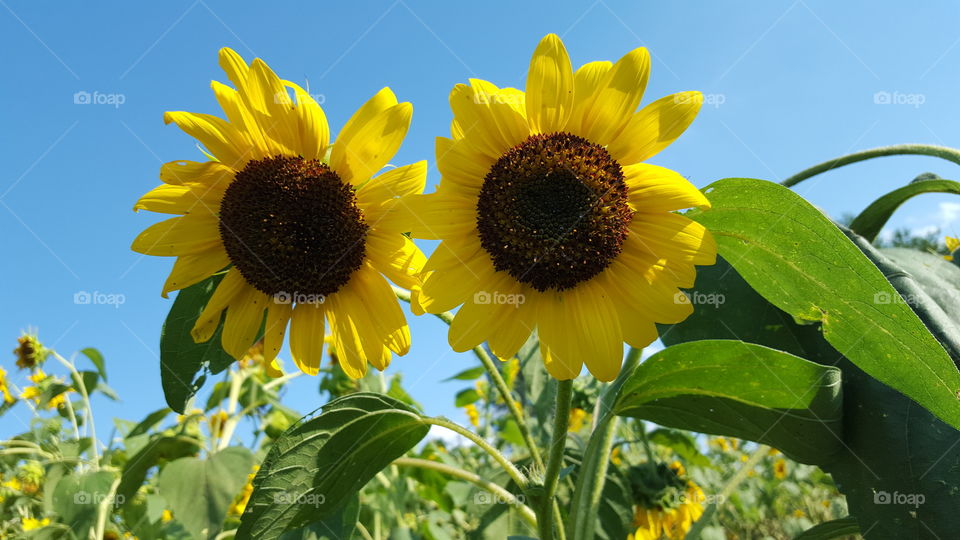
423 416 528 489
780 144 960 187
539 379 573 540
393 457 538 527
53 351 99 470
393 287 545 468
569 346 642 540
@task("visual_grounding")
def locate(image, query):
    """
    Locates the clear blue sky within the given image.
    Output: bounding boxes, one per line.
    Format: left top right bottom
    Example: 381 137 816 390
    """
3 0 960 440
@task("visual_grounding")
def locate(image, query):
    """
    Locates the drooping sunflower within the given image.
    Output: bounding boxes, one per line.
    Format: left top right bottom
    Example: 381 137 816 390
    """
401 34 715 381
132 48 426 378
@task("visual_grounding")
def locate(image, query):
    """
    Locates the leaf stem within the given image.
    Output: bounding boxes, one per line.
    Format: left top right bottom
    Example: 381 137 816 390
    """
781 144 960 188
394 287 545 468
423 416 528 489
539 379 573 540
393 457 538 527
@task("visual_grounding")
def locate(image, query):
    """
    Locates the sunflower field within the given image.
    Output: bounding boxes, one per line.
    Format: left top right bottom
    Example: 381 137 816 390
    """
3 3 960 540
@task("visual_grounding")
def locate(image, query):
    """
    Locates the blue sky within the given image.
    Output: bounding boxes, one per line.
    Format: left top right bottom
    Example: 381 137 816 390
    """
3 0 960 441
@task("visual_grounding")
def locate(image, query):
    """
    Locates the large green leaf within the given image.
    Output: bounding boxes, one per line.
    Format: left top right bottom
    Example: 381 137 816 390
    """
849 177 960 242
614 340 842 463
237 392 429 539
158 447 254 540
881 247 960 327
795 516 860 539
51 470 118 538
160 273 235 413
692 177 960 430
117 435 200 508
277 493 359 540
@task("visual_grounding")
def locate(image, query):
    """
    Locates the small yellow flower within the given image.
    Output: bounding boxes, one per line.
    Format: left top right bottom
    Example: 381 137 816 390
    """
793 509 806 518
177 407 203 424
610 446 623 466
568 407 589 432
229 465 260 516
22 517 50 531
208 410 229 438
161 509 174 523
464 403 480 428
710 436 731 452
773 458 788 480
0 366 16 404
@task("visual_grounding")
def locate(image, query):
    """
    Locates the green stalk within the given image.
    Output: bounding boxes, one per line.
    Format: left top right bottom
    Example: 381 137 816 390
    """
423 416 528 489
570 347 642 540
394 287 544 467
539 379 573 540
394 457 538 527
781 144 960 188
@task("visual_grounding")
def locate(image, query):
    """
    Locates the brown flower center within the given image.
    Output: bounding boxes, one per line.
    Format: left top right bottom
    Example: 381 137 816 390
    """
476 132 633 292
219 155 368 299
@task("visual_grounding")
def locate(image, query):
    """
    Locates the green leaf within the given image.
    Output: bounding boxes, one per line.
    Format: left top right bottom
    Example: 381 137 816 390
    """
159 447 254 540
79 348 107 381
117 435 201 508
614 340 842 463
160 273 235 413
127 408 171 439
881 247 960 326
795 516 860 539
71 371 98 397
849 177 960 242
237 392 429 539
693 177 960 431
455 388 481 407
277 493 359 540
444 366 486 381
52 470 118 538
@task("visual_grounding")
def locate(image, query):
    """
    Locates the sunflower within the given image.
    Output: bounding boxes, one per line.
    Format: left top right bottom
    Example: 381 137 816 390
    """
132 48 426 378
0 367 15 404
399 34 715 381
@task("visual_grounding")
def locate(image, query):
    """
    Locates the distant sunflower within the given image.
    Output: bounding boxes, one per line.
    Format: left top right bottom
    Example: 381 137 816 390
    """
402 34 715 380
132 48 426 378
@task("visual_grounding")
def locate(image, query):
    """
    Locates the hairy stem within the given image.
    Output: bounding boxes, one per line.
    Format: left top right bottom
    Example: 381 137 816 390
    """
781 144 960 188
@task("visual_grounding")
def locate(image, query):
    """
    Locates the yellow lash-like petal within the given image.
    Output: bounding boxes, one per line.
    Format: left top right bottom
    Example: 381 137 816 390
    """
608 91 703 165
329 103 412 185
526 33 574 134
289 302 325 376
161 249 230 298
131 213 221 256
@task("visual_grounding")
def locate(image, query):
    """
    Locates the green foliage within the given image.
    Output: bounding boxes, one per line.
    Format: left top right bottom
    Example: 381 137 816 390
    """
615 340 842 464
849 176 960 242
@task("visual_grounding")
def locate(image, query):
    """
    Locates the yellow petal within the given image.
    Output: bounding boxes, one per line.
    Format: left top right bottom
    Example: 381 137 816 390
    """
604 260 694 324
159 160 235 186
326 291 381 378
385 193 477 240
419 247 495 314
191 270 247 343
211 80 269 157
486 288 535 360
577 48 650 145
289 302 326 376
343 263 410 355
133 183 225 215
448 271 524 352
289 83 330 160
569 61 612 134
449 81 528 160
263 301 292 364
526 34 574 134
629 213 716 265
538 284 623 382
358 161 428 211
249 58 298 154
365 230 426 290
131 213 221 256
221 286 269 359
161 249 230 298
608 91 702 165
163 111 252 169
329 103 412 185
435 137 493 195
623 164 710 212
